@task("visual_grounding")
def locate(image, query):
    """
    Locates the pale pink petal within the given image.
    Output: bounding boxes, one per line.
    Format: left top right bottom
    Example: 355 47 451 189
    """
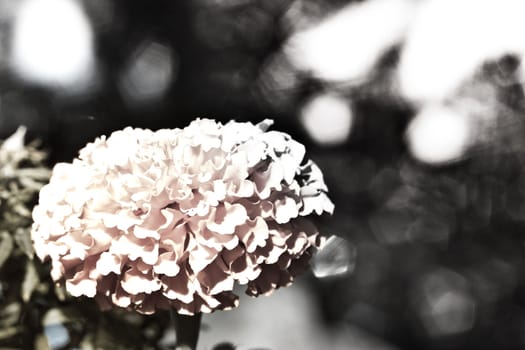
162 268 196 304
121 268 162 294
274 196 300 224
153 252 180 277
112 283 132 308
188 243 217 273
66 270 97 298
206 203 247 234
96 252 123 276
236 218 269 253
133 225 161 240
197 262 234 295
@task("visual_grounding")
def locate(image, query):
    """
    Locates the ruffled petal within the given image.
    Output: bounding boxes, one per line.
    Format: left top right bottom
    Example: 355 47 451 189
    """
31 119 333 315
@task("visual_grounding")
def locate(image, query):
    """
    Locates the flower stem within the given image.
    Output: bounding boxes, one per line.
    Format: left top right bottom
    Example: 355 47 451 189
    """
171 310 202 350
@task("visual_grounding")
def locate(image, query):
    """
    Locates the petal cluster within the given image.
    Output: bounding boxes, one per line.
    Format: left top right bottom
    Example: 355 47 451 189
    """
31 119 333 315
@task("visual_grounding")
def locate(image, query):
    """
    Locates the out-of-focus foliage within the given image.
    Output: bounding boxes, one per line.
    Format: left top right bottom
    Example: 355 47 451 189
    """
0 129 176 350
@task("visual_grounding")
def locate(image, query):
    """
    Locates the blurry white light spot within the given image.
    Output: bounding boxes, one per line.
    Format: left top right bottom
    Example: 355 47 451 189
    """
418 270 476 336
312 235 355 278
399 0 525 103
406 105 472 165
301 93 353 145
286 0 415 83
119 41 176 105
10 0 95 88
424 291 476 336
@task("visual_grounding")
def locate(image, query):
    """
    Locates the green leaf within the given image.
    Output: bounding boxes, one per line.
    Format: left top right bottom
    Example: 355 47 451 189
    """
21 261 39 303
17 167 51 181
0 326 19 340
94 315 138 350
0 302 21 328
0 231 14 269
43 308 69 326
14 228 35 259
79 333 95 350
54 283 68 302
35 333 51 350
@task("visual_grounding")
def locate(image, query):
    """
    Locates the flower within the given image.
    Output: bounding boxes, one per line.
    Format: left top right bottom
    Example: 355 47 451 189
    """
31 119 334 315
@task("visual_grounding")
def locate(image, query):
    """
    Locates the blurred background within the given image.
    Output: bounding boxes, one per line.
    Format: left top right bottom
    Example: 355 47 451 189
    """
3 0 525 349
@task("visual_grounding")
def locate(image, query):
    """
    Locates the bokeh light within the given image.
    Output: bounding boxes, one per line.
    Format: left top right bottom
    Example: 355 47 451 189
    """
118 41 176 106
300 93 353 145
406 104 473 165
398 0 525 103
10 0 95 90
414 269 476 337
285 0 415 83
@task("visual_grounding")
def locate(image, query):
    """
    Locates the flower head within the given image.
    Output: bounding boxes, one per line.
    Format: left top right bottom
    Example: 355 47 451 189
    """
31 119 334 315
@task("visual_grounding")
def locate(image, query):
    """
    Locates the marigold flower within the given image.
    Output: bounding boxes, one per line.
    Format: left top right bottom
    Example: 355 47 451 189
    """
31 119 334 315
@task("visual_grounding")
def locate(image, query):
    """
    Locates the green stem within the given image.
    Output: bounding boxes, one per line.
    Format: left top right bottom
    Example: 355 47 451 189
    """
171 310 202 350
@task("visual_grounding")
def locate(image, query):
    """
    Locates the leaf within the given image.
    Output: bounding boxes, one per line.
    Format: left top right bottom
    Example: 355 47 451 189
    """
79 333 95 350
94 316 137 350
43 308 69 326
21 261 39 303
0 326 19 340
35 333 51 350
0 231 14 269
14 228 35 259
13 203 31 218
54 284 68 302
0 302 21 328
17 167 51 181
